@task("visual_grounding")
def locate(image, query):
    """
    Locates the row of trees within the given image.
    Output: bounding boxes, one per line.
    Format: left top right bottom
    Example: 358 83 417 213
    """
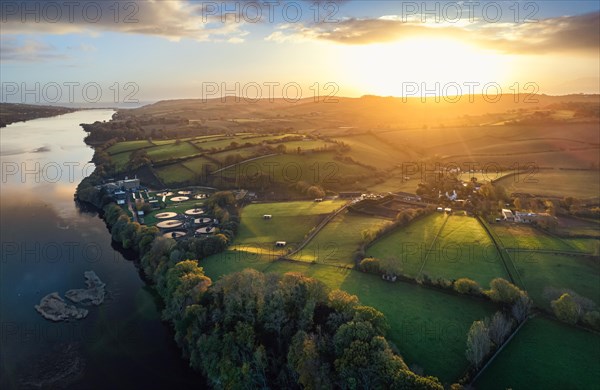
551 292 600 330
465 279 533 377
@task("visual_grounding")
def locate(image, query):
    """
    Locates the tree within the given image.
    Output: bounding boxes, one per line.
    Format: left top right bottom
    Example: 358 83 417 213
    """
359 257 381 274
487 278 525 304
582 311 600 331
454 278 482 295
551 293 581 324
379 256 403 276
288 332 332 390
162 260 211 323
485 312 513 345
307 185 325 198
465 321 491 369
513 197 522 210
511 295 532 323
126 149 151 171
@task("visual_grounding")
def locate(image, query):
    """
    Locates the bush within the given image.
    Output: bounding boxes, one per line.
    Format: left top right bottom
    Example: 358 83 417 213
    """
582 311 600 330
359 257 382 274
551 293 581 325
486 278 526 304
454 278 482 295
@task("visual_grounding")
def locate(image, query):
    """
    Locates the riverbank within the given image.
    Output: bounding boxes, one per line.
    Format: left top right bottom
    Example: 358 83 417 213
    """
0 103 78 127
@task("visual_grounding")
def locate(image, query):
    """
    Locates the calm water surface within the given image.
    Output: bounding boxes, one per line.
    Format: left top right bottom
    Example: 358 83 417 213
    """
0 111 204 389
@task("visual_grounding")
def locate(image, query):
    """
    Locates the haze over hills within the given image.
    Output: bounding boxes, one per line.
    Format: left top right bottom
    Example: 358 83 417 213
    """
113 94 600 135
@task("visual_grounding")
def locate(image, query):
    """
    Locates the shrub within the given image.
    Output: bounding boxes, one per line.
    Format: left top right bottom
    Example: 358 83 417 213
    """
454 278 482 295
582 311 600 331
359 257 382 274
551 293 581 325
486 278 526 304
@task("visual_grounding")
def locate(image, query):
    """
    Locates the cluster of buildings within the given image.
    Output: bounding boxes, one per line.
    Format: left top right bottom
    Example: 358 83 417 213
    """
97 178 141 206
500 209 554 224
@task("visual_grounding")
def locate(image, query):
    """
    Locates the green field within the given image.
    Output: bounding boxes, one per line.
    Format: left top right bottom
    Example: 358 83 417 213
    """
366 214 507 285
366 174 422 193
367 213 448 277
209 147 263 163
110 151 132 171
234 200 345 246
475 316 600 390
146 142 200 161
421 216 508 286
334 134 415 169
107 140 153 155
495 169 600 198
492 224 580 252
292 211 390 265
217 152 371 186
155 164 196 185
181 155 217 173
563 238 599 253
512 252 600 308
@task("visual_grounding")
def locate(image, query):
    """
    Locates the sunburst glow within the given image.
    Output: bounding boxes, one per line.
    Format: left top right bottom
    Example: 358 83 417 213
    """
340 38 513 96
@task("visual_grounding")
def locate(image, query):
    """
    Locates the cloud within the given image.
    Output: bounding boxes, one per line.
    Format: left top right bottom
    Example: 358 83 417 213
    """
0 0 249 43
0 38 69 62
266 12 600 55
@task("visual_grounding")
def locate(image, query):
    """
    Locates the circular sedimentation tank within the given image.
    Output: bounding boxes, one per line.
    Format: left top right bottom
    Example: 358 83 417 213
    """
156 220 183 229
155 212 178 219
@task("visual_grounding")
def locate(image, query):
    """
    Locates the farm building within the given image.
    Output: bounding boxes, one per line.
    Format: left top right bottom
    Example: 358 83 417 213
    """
114 190 127 205
395 192 422 202
515 212 555 224
502 209 515 221
338 191 363 199
275 241 287 247
117 178 140 190
263 214 272 219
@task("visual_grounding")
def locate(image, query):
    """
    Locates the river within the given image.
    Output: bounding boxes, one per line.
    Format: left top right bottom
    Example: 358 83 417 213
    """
0 110 205 389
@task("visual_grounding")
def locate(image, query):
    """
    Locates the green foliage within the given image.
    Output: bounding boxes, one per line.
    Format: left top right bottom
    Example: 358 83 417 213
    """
551 293 581 325
174 269 442 389
454 278 482 295
465 320 491 369
486 278 527 304
359 257 382 274
485 312 513 346
582 311 600 330
161 260 211 323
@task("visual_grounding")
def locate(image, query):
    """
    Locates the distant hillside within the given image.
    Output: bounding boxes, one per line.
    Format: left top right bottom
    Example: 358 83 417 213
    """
0 103 77 127
116 94 599 132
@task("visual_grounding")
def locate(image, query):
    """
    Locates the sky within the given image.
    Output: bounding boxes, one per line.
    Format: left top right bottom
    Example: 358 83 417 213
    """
1 0 599 105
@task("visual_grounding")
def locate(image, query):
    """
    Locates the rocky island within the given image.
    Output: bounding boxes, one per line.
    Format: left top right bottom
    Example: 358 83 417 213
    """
34 271 106 322
65 271 106 306
34 293 88 322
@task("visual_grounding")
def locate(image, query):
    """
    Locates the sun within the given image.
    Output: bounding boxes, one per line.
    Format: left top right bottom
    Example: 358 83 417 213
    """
338 37 513 97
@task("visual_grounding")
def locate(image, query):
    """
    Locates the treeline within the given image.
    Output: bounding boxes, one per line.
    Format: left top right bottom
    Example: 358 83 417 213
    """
81 116 189 144
0 103 76 127
549 290 600 331
169 268 443 389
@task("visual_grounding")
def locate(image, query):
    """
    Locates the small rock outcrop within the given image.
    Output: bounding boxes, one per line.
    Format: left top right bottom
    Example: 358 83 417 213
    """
65 271 106 306
34 271 106 322
34 292 88 322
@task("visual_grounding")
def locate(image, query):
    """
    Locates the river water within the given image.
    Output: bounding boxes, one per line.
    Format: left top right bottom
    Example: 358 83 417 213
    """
0 110 204 389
